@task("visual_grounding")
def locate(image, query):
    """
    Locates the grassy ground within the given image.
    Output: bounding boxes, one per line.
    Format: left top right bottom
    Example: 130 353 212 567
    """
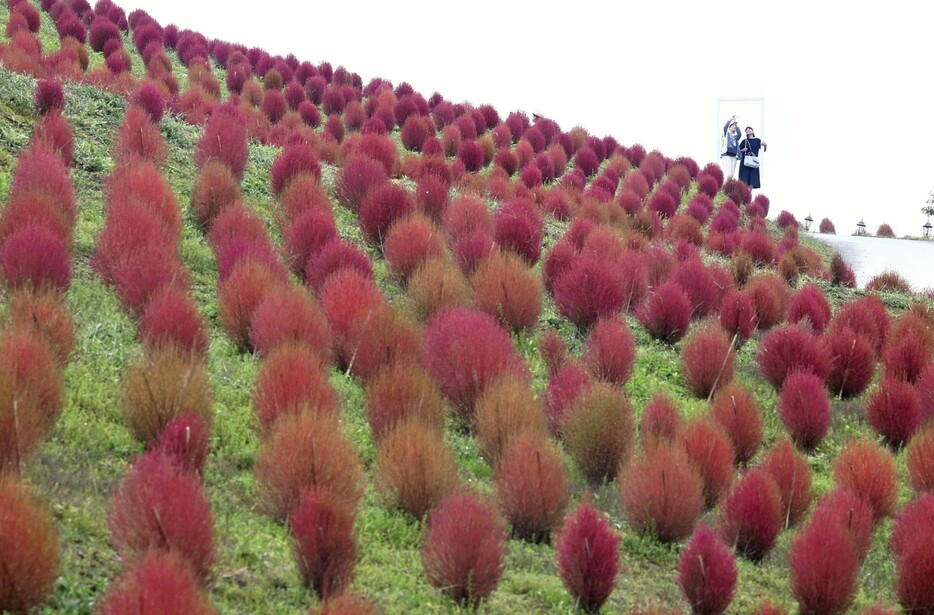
0 6 924 613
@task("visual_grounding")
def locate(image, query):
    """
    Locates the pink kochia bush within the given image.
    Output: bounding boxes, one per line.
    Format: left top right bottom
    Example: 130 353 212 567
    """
290 488 357 601
583 315 635 386
778 370 831 452
719 467 783 562
552 254 633 329
638 281 693 343
867 377 922 448
108 452 215 583
756 324 831 389
679 524 737 615
789 512 859 615
97 550 213 615
823 325 876 399
555 501 619 613
893 495 934 612
494 197 543 265
421 490 507 607
422 308 529 421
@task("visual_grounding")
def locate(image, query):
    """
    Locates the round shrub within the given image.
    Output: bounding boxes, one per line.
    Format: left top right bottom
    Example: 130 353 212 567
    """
495 434 569 542
563 383 634 484
719 468 782 561
778 370 831 452
554 501 619 612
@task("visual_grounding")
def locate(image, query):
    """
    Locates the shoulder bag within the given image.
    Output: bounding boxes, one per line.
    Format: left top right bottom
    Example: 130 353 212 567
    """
743 140 760 168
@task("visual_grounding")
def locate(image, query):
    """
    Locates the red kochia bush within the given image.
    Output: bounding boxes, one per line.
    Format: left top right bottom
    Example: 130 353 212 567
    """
218 259 283 348
789 512 859 615
97 550 213 615
249 285 332 359
305 239 374 294
884 336 932 384
555 501 619 613
786 285 831 333
334 155 388 212
778 370 831 452
640 392 684 448
807 489 873 564
757 324 831 388
495 434 570 542
679 524 737 615
342 305 421 380
831 296 890 356
833 438 898 523
153 411 210 477
422 490 507 607
139 286 208 355
115 107 166 167
194 107 248 180
896 522 934 612
108 452 215 583
31 112 74 169
254 410 363 519
745 273 790 331
583 315 635 386
907 423 934 494
494 197 543 265
422 308 529 420
253 342 338 431
719 290 757 344
709 382 764 465
620 443 704 543
34 79 65 116
638 281 693 343
282 208 338 277
290 488 357 601
270 143 320 196
823 325 876 399
760 438 812 529
1 224 71 293
719 467 782 561
890 493 934 562
544 362 592 438
680 418 735 509
681 323 735 399
867 376 922 448
358 183 415 245
0 475 60 613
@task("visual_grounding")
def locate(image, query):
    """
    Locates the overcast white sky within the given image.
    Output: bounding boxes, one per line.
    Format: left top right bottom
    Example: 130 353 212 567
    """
122 1 934 237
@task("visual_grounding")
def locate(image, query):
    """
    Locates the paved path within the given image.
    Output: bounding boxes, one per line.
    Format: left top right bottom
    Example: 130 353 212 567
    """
811 233 934 291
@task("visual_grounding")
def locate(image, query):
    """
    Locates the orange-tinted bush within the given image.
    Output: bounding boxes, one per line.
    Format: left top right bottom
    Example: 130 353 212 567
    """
620 443 705 543
121 345 213 445
470 250 542 333
343 304 421 381
709 382 763 465
0 474 60 613
907 423 934 494
563 383 634 484
583 315 635 386
190 159 241 229
474 374 547 466
254 410 363 519
640 392 684 449
495 433 569 542
760 438 812 529
681 322 735 399
7 288 74 364
383 214 446 283
218 258 284 348
833 438 898 523
376 420 459 519
365 361 446 441
680 417 735 508
405 259 472 322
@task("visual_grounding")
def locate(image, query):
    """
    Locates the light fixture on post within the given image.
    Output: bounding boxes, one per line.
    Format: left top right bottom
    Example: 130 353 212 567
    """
924 218 932 239
856 219 866 236
804 214 813 232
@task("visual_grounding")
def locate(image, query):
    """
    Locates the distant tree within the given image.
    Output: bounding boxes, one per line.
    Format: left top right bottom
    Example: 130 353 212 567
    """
923 190 934 218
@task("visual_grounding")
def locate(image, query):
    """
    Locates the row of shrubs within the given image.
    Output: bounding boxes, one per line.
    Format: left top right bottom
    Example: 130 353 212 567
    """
88 82 217 611
0 78 77 613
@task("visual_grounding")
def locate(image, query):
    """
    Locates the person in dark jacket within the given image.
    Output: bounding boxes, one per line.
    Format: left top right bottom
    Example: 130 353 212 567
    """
738 126 767 189
720 115 741 179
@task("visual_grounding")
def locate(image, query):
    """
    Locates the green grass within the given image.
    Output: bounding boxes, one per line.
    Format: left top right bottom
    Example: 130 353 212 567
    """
0 6 927 613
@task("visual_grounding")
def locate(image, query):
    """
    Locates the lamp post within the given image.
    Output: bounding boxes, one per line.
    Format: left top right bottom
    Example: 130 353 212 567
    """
804 214 813 232
857 219 866 236
924 218 932 239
